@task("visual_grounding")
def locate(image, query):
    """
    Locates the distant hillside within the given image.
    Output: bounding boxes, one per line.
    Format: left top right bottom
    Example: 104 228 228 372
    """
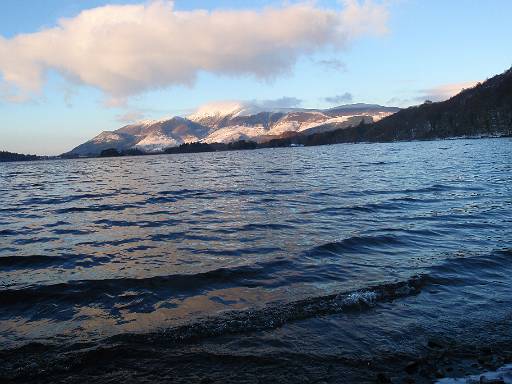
277 68 512 146
0 151 41 163
66 117 210 156
64 67 511 158
65 104 398 156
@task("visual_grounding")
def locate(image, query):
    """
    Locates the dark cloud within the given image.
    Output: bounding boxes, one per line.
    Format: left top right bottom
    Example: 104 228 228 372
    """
324 92 353 104
255 97 303 109
317 59 347 72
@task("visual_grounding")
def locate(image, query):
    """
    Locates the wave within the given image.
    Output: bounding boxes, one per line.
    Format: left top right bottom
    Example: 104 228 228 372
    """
224 188 304 196
93 218 184 229
238 223 294 231
146 189 208 203
0 229 18 236
144 188 304 205
0 259 292 307
20 192 117 206
2 248 511 357
308 201 407 215
110 275 429 345
429 248 512 279
0 253 113 271
0 255 69 268
303 186 482 217
338 183 483 197
308 234 405 256
157 188 205 197
0 207 25 213
14 236 59 245
181 246 282 256
55 203 141 214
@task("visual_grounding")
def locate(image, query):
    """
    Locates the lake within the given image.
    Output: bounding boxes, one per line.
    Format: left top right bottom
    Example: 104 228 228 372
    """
1 138 511 383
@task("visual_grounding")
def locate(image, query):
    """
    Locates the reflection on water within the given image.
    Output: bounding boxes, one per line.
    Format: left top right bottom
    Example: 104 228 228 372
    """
0 138 511 357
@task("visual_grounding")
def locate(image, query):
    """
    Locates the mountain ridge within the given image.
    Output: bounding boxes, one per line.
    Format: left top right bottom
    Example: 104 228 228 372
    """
65 67 512 157
66 103 398 156
276 67 512 146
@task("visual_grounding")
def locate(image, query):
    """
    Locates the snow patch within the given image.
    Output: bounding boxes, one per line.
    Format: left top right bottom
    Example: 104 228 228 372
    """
202 125 267 144
138 117 174 126
371 111 395 122
92 132 123 143
135 133 178 152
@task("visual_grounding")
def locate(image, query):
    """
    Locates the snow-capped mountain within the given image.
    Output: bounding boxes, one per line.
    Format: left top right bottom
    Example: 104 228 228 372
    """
66 103 399 156
190 102 399 144
68 117 209 156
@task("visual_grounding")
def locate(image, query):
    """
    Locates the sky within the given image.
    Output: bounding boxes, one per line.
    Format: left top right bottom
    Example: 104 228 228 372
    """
0 0 511 155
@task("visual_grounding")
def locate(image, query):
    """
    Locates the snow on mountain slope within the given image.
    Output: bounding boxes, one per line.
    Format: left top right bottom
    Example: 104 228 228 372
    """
199 108 398 143
134 133 179 152
268 111 339 135
91 131 128 143
366 111 394 122
67 117 208 156
202 125 268 144
66 103 399 156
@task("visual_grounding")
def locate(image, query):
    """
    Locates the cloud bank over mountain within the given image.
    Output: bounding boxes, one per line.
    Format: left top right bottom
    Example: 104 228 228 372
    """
417 81 480 102
0 0 388 101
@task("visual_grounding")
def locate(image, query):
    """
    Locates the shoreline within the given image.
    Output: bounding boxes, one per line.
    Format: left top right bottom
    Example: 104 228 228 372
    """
1 330 511 383
1 134 510 164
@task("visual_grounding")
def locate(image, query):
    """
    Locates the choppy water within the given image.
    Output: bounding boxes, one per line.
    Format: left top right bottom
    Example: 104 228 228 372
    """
1 138 511 383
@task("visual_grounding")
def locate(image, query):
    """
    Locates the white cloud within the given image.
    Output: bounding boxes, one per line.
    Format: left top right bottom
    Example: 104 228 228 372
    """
417 81 479 102
188 97 304 119
0 0 388 101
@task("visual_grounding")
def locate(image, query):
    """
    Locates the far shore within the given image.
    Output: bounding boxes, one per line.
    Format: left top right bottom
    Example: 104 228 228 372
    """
1 134 510 164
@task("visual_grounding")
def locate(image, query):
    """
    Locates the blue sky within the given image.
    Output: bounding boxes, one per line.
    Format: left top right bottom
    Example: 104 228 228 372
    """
0 0 511 155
